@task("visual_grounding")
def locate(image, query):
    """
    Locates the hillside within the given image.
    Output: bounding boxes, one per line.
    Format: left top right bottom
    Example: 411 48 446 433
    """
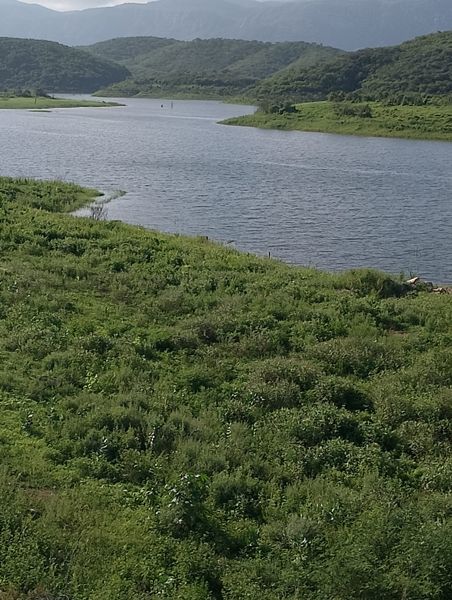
251 31 452 103
0 38 129 93
80 36 178 64
85 37 341 99
1 0 452 50
86 37 341 80
0 176 451 598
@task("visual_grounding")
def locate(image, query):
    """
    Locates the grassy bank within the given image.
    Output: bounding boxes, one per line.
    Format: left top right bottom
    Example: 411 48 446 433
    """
224 101 452 141
0 177 451 599
0 96 122 110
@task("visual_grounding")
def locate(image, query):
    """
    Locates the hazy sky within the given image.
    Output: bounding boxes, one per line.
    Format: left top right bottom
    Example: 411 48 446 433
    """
19 0 149 9
18 0 280 11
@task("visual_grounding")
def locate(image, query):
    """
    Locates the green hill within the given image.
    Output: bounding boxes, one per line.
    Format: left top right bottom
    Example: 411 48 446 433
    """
84 37 341 99
251 31 452 103
0 37 130 93
0 176 451 598
81 36 177 64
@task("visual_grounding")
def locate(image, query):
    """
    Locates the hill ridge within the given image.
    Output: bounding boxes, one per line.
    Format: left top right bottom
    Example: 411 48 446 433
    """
0 37 130 93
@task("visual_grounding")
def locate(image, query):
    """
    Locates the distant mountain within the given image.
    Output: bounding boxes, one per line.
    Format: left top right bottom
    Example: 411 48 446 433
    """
0 38 129 92
1 0 452 50
251 31 452 102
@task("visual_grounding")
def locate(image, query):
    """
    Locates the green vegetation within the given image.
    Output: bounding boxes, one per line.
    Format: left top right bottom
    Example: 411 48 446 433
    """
86 37 340 99
0 93 121 110
0 176 451 599
0 37 130 93
224 100 452 141
251 31 452 104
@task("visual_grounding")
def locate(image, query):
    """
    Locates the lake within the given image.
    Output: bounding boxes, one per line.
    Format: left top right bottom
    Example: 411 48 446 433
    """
1 97 451 282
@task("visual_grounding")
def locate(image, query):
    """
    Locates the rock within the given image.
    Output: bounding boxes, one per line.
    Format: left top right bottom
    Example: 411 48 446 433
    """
406 276 420 285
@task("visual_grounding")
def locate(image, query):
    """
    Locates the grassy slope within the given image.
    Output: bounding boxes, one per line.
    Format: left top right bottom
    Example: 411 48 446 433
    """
0 178 451 599
224 101 452 141
0 96 121 109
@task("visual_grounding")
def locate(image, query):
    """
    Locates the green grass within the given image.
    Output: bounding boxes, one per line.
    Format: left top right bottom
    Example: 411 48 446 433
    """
0 96 122 110
224 101 452 141
0 177 451 599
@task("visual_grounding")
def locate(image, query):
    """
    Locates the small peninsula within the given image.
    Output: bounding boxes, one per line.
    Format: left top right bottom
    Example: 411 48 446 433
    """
223 101 452 142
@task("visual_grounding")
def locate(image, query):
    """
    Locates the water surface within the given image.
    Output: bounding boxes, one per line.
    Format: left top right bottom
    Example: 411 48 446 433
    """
1 97 451 282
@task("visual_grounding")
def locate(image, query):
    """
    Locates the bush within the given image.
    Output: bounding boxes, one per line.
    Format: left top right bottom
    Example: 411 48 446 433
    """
333 102 373 118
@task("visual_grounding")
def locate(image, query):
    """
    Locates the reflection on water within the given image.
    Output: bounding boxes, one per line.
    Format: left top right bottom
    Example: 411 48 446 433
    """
1 96 451 282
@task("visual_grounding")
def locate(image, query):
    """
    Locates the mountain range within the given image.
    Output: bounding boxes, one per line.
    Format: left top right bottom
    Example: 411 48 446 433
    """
1 0 452 50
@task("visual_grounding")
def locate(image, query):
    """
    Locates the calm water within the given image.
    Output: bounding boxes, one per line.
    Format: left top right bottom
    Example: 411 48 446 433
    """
1 96 451 282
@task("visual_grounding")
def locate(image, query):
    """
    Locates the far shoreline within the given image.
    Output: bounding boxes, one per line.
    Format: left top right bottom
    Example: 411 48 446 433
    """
0 95 123 110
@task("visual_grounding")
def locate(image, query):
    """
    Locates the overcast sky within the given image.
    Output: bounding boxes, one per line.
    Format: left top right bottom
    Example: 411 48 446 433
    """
18 0 280 11
20 0 149 9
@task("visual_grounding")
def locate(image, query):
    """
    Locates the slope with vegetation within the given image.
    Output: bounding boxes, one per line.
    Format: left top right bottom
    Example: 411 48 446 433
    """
0 177 451 599
78 36 177 64
0 37 130 93
251 31 452 104
86 37 341 99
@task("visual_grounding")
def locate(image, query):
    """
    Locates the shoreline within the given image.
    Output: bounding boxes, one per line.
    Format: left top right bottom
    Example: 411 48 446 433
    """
0 96 123 110
94 91 254 105
223 101 452 142
3 176 451 288
70 182 452 287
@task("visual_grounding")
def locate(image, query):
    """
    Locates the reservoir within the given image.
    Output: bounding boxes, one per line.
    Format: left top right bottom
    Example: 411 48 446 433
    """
1 97 451 282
